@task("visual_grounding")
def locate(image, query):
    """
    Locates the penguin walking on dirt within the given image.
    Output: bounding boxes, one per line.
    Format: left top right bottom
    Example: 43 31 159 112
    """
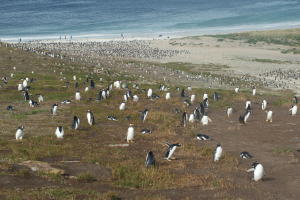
126 124 134 143
227 107 233 118
37 94 44 103
266 110 273 122
201 114 212 126
15 126 24 140
55 126 64 139
165 143 181 161
51 104 58 115
140 109 149 122
289 104 297 116
72 116 80 130
239 110 250 124
165 92 171 100
247 161 264 181
214 144 223 162
145 151 155 167
262 100 267 110
75 91 81 101
87 110 95 126
147 88 153 98
181 111 188 127
119 102 126 111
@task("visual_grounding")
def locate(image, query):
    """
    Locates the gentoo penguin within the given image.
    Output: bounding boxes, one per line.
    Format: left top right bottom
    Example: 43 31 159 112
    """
165 143 181 161
240 152 253 159
181 89 185 97
123 94 128 102
189 113 195 123
247 161 264 181
141 129 152 134
165 92 171 100
55 126 64 139
145 151 155 167
203 98 209 108
191 94 196 103
114 80 121 89
133 95 139 102
214 144 223 162
84 87 89 92
292 96 298 104
87 110 95 126
119 102 126 111
73 75 76 81
72 116 80 130
140 109 149 122
90 80 95 89
194 108 201 120
245 100 251 110
51 104 58 115
15 126 24 140
29 100 38 107
23 91 30 101
252 87 256 96
18 83 23 91
289 105 297 116
7 105 14 111
181 111 188 127
61 100 71 104
196 134 210 140
266 110 273 122
75 91 81 101
126 90 133 99
107 116 118 121
22 79 28 88
227 107 233 118
261 100 267 110
199 102 205 116
147 88 153 98
201 115 212 126
239 110 250 124
234 87 239 93
126 124 135 143
203 93 208 100
37 94 44 102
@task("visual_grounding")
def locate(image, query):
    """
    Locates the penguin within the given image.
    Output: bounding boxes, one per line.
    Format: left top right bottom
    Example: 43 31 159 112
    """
114 81 121 89
90 80 95 89
119 102 126 111
289 105 297 116
266 110 273 122
196 134 210 140
201 115 212 126
191 94 196 103
203 98 209 108
181 111 188 127
23 91 30 101
15 126 24 140
87 110 95 126
7 105 14 111
181 89 185 97
29 100 38 107
147 88 153 98
240 151 253 159
55 126 64 139
214 144 223 162
239 110 250 124
247 161 264 181
72 116 80 130
203 93 208 100
245 100 251 110
194 108 201 120
84 87 89 92
189 113 195 123
252 87 256 96
213 92 220 101
141 129 152 134
165 143 181 161
133 95 139 102
75 91 81 101
126 90 133 99
165 92 171 100
107 116 118 121
140 109 149 122
123 94 128 102
73 75 77 81
61 100 71 104
37 94 44 103
152 93 160 99
227 107 233 118
199 102 205 116
51 104 58 115
18 83 23 91
22 79 28 88
234 87 239 93
145 151 155 167
126 124 134 143
261 100 267 110
292 96 298 104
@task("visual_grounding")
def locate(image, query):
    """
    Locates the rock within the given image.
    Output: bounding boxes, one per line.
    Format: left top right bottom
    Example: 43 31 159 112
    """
19 160 65 175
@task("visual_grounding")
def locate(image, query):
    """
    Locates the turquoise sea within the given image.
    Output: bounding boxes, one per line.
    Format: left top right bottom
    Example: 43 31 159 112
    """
1 0 300 41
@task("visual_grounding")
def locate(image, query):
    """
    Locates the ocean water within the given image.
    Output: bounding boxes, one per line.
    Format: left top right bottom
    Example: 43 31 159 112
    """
1 0 300 41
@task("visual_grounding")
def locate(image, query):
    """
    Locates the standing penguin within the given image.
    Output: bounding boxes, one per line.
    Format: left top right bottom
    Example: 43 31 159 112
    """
165 143 181 161
87 110 95 126
266 110 273 122
234 87 239 93
90 80 95 89
15 126 24 140
55 126 64 139
133 95 139 102
201 115 212 126
214 144 223 162
247 161 264 181
75 91 81 101
189 113 195 123
227 107 233 118
203 93 208 100
147 88 153 98
72 116 80 130
165 92 171 100
289 105 297 116
126 124 134 143
18 84 23 91
239 110 250 124
252 87 256 96
191 94 196 103
119 102 126 111
292 96 298 104
245 100 251 110
262 100 267 110
181 111 188 127
145 151 155 167
51 104 58 115
141 109 149 122
37 94 44 103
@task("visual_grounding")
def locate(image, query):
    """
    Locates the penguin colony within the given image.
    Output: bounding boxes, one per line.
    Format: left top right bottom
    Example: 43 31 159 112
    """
5 69 299 184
